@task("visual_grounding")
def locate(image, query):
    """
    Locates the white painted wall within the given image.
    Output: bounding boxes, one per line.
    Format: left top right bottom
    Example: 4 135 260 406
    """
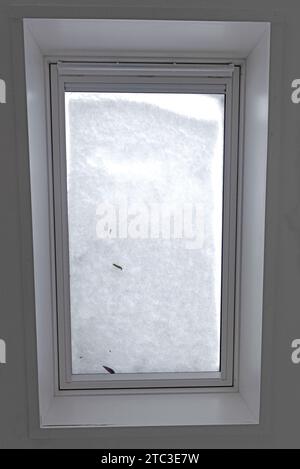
23 23 55 421
239 30 270 419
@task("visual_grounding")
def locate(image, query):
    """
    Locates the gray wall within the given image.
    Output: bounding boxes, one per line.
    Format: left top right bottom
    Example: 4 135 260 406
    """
0 0 300 448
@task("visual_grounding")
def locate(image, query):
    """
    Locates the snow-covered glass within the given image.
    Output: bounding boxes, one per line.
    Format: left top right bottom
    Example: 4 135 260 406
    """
65 92 225 375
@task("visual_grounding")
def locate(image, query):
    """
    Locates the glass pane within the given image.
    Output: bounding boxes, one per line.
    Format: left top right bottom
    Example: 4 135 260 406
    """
65 91 224 375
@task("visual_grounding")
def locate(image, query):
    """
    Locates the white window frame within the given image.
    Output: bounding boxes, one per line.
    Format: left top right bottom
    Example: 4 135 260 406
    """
49 61 240 392
21 19 271 430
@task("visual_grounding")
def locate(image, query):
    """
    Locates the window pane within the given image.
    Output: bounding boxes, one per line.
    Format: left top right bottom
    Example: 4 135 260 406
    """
65 91 224 375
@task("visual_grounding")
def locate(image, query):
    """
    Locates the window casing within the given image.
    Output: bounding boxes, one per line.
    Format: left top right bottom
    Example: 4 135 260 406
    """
49 61 241 392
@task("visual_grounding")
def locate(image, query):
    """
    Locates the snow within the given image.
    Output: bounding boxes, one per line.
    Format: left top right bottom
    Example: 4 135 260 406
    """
65 92 224 375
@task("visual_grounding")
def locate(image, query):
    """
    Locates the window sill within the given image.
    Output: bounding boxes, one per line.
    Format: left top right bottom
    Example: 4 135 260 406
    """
38 391 257 431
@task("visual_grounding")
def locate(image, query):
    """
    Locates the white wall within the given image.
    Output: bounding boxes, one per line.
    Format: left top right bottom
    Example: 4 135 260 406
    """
239 30 270 419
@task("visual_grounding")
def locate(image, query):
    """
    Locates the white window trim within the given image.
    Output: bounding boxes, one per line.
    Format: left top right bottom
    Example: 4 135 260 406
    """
50 61 240 392
21 19 270 431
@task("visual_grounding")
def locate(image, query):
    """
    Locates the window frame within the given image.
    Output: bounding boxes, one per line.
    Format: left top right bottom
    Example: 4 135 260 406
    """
49 61 241 392
20 18 272 429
